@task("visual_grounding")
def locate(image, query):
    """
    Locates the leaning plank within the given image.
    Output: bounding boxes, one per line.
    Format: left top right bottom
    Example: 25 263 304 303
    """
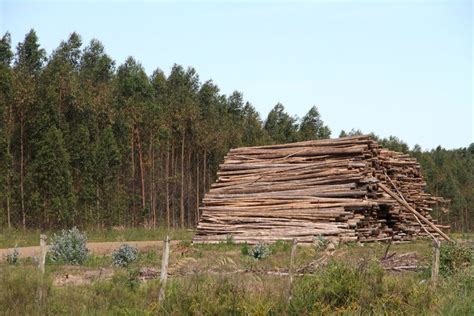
378 183 451 241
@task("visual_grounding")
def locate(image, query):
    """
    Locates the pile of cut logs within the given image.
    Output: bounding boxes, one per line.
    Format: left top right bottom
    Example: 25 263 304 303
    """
194 136 449 244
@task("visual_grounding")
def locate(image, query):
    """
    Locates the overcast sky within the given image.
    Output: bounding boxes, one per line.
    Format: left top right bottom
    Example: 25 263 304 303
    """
1 0 472 150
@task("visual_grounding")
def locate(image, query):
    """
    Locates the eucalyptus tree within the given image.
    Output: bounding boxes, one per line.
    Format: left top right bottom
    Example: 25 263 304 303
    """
0 32 13 227
115 57 154 225
165 64 199 227
264 103 299 143
12 29 46 229
78 39 115 225
298 105 331 140
151 68 170 227
241 102 266 146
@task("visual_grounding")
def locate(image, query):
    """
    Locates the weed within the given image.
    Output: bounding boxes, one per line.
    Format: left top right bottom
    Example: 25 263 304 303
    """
241 242 249 256
225 234 234 245
249 243 270 260
269 240 290 253
5 245 19 265
112 244 139 267
313 234 329 252
439 242 473 276
177 240 191 248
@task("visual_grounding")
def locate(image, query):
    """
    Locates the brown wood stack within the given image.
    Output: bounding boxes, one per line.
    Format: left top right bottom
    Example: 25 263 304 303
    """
193 136 449 244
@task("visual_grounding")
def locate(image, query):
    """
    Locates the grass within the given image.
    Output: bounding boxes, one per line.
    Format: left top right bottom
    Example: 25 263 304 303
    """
0 226 193 248
0 230 473 315
1 260 472 315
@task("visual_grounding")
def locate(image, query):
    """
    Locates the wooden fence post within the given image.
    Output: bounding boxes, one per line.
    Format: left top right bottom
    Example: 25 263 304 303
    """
288 238 298 303
36 234 47 306
431 239 440 286
158 236 170 303
39 234 47 274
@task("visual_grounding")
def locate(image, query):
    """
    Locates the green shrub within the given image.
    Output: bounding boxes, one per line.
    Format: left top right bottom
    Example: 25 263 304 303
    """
5 246 20 265
249 243 270 260
241 242 249 256
290 260 386 313
49 227 89 265
112 244 139 267
439 242 473 276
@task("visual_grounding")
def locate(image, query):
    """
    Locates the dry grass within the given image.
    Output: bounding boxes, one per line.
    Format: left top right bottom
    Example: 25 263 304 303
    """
0 231 472 315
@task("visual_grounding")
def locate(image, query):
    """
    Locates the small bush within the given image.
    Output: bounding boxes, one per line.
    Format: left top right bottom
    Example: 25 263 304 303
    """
249 243 270 260
49 227 89 265
439 242 473 276
5 246 20 265
241 242 249 256
112 244 139 267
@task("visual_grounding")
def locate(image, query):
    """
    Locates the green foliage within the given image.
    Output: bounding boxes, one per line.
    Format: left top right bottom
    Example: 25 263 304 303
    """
49 227 89 265
0 266 50 315
14 29 46 73
240 242 249 256
0 250 473 315
289 260 434 314
439 242 473 276
5 245 19 265
264 103 299 143
299 105 331 140
112 243 139 267
28 126 75 226
269 240 290 253
248 243 270 260
437 266 474 315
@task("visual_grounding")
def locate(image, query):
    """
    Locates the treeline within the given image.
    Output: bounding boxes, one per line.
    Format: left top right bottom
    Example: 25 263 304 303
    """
0 30 471 231
0 30 331 229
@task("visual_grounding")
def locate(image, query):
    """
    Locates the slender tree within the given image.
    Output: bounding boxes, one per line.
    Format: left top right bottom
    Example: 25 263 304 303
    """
13 30 46 229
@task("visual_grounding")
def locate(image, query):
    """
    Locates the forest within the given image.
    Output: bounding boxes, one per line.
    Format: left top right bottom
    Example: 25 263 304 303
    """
0 30 472 232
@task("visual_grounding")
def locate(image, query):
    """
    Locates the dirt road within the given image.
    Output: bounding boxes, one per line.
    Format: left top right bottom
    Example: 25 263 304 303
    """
0 240 181 260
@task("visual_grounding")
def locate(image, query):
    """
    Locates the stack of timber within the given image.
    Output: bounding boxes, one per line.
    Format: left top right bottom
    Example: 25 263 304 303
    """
194 136 449 244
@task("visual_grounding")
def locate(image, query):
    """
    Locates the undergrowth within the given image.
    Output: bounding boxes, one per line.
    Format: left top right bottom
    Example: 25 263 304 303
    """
1 259 472 315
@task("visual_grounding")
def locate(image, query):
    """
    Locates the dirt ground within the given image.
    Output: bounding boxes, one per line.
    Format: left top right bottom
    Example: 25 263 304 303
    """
0 240 181 260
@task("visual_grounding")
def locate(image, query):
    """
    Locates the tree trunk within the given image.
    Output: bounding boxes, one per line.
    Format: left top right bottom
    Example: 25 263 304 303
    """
135 128 146 212
6 102 12 229
20 113 25 230
180 132 185 228
6 188 10 229
96 182 100 226
171 143 176 227
165 145 170 228
149 133 156 229
196 153 200 225
203 150 207 195
131 131 135 226
187 148 192 226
